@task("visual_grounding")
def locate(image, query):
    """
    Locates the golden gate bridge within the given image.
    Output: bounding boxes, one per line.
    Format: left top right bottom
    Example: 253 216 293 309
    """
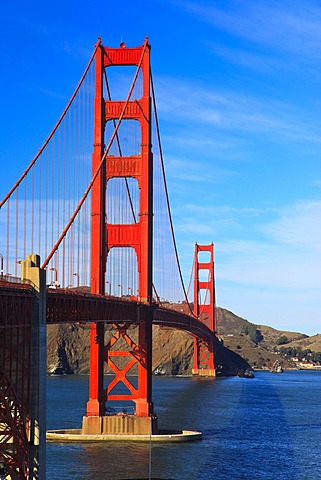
0 38 220 479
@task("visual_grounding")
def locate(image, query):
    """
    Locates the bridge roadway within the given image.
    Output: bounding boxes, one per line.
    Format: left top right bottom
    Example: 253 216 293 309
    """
0 282 214 344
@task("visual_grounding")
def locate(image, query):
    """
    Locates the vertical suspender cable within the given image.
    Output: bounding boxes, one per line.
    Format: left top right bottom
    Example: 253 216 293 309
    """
45 148 48 260
15 188 19 276
6 200 10 274
38 153 42 256
42 40 148 269
51 138 54 260
31 165 35 254
57 126 61 284
0 42 100 209
63 116 66 285
24 181 27 259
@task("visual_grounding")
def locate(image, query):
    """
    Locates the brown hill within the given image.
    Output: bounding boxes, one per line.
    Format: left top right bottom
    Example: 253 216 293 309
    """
47 306 316 374
217 308 310 369
47 321 249 376
285 333 321 352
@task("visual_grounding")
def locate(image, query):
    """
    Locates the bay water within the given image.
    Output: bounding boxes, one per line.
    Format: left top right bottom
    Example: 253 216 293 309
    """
47 371 321 479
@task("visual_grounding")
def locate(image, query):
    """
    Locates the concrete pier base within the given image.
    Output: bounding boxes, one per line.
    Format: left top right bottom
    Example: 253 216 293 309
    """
82 414 158 436
46 428 202 443
192 368 216 376
47 414 202 443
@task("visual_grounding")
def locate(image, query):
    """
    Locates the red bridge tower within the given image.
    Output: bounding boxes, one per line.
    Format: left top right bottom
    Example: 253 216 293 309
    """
193 243 216 376
83 38 155 435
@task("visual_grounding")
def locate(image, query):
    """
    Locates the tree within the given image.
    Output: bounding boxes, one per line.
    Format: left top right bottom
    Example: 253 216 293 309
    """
276 335 289 345
242 325 249 335
242 324 263 344
249 327 263 344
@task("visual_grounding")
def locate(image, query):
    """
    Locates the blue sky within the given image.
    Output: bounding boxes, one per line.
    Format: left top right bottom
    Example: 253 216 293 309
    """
1 0 320 335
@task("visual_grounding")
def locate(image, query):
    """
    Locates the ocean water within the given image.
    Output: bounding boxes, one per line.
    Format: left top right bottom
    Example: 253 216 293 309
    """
47 371 321 479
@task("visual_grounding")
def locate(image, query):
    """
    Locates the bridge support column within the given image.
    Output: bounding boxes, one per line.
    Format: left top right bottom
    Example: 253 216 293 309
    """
21 254 47 480
192 338 216 377
86 38 156 434
192 244 216 377
82 414 157 436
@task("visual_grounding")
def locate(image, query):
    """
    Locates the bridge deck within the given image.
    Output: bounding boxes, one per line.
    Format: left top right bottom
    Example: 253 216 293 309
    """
0 283 214 344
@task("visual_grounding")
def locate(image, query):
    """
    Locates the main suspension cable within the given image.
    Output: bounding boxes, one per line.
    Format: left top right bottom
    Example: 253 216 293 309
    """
150 68 195 317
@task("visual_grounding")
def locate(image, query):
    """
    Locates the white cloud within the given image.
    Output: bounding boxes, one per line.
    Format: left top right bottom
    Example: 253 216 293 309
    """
165 157 236 185
155 76 321 147
176 199 321 334
219 202 321 334
260 200 321 249
183 199 321 289
175 0 321 61
206 41 277 73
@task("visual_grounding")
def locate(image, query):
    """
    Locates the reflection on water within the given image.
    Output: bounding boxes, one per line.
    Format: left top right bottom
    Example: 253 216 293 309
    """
47 371 321 479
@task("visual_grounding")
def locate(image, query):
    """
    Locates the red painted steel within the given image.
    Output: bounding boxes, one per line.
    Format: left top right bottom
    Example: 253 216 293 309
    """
193 243 216 375
45 289 214 342
0 283 33 479
0 36 221 476
86 38 154 418
0 284 215 349
0 371 29 479
86 38 106 418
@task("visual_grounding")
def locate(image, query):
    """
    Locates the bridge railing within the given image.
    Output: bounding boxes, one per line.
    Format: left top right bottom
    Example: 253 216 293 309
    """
0 275 36 291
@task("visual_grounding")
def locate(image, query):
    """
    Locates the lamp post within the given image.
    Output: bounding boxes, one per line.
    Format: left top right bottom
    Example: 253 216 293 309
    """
73 272 80 288
50 267 58 286
106 281 111 295
128 287 132 298
0 253 3 278
117 284 123 297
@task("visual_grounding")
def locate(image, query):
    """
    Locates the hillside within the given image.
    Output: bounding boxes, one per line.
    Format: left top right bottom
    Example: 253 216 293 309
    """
47 306 318 374
47 320 249 376
285 333 321 352
216 308 310 369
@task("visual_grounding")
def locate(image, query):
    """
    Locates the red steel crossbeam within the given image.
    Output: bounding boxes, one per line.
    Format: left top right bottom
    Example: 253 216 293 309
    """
193 243 216 376
0 285 33 479
105 323 147 402
86 38 154 418
0 281 34 480
0 371 29 480
0 286 33 411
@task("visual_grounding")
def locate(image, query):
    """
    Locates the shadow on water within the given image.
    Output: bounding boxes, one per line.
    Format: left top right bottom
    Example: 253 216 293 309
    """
201 374 300 480
47 372 321 479
152 373 304 480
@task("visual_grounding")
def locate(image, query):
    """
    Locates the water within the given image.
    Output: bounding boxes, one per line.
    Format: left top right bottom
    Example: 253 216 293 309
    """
47 371 321 479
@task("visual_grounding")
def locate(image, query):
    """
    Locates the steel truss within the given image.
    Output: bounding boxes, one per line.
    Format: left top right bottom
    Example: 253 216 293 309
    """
0 286 33 479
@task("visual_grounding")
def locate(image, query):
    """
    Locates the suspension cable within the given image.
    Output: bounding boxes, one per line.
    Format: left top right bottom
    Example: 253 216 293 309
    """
103 46 163 302
42 39 149 269
150 69 196 317
186 246 196 301
0 39 101 209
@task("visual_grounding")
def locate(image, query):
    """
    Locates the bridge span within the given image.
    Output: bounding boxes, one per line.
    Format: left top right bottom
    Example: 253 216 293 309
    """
46 289 215 344
1 37 219 479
